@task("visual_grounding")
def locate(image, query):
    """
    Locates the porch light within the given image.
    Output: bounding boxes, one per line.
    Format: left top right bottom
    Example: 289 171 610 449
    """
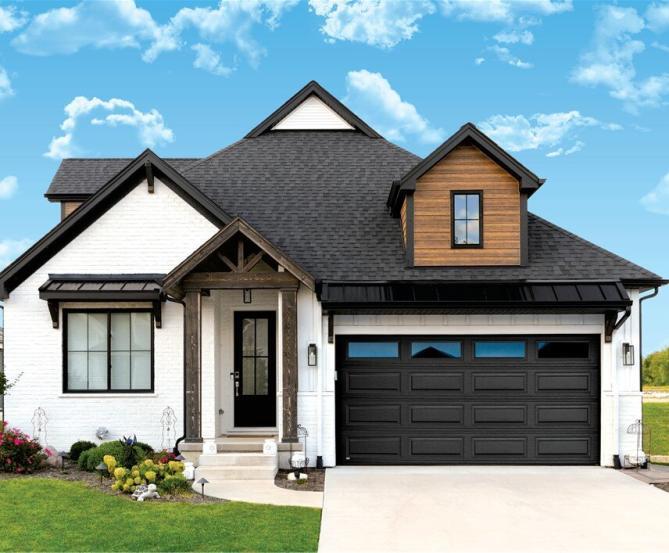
243 289 252 304
623 343 635 366
308 343 318 366
58 450 69 472
96 462 107 485
197 477 209 500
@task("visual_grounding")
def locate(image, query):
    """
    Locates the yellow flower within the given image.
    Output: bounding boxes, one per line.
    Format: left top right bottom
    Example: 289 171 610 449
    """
131 469 140 478
125 478 134 487
111 483 118 491
145 470 156 482
168 461 184 473
143 459 154 467
134 477 141 485
122 483 130 492
114 467 126 480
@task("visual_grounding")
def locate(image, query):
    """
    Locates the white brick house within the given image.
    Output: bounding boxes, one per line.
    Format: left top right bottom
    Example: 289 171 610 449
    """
0 82 664 478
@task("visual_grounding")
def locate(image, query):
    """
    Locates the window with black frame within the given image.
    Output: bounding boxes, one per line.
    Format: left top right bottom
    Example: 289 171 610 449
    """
452 192 482 247
65 310 153 392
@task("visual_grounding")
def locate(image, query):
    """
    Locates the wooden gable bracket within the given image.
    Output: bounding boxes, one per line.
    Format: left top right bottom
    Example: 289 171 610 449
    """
605 307 631 343
47 300 59 329
152 299 163 329
145 160 154 193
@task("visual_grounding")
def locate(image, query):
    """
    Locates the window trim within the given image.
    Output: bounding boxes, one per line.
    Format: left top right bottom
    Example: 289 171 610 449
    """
62 308 155 394
451 190 483 249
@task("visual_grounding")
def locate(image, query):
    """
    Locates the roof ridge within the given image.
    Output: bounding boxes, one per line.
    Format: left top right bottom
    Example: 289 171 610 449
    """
183 138 248 172
529 212 662 280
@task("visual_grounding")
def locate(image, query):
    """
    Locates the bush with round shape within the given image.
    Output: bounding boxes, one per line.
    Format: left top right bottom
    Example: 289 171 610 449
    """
68 440 96 462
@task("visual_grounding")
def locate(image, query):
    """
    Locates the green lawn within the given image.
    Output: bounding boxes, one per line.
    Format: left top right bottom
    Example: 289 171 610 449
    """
0 479 321 552
643 402 669 456
643 385 669 393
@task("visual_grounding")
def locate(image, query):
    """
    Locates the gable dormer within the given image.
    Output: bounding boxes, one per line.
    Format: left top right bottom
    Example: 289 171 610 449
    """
245 80 381 138
389 123 544 267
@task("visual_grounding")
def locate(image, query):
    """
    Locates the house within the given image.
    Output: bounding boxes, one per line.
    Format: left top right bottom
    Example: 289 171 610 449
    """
0 81 664 478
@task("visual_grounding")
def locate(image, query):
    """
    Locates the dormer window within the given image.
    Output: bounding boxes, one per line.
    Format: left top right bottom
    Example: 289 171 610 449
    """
452 192 482 247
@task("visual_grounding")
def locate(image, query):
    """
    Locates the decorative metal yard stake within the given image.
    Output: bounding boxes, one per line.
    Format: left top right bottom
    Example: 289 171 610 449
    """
31 407 48 447
160 406 178 451
197 477 209 500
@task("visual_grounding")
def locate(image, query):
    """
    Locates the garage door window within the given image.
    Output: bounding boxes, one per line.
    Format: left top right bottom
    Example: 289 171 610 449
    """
537 341 589 358
347 342 399 358
411 341 461 359
474 340 526 358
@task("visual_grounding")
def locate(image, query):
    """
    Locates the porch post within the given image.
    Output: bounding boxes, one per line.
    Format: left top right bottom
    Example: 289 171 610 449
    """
281 288 299 443
184 290 202 442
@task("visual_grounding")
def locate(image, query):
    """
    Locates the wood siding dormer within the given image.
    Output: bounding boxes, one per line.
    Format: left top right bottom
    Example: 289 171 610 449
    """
412 143 521 266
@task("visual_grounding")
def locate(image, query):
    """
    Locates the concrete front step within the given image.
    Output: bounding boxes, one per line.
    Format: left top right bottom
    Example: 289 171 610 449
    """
194 464 278 481
199 453 278 467
181 438 303 454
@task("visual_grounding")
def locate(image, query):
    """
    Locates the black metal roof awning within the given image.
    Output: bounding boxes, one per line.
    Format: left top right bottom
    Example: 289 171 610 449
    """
39 274 165 329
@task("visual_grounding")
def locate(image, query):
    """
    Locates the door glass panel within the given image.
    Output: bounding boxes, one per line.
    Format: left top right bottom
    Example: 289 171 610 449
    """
474 341 526 358
242 318 255 356
111 351 131 390
411 341 462 359
537 341 589 358
347 342 399 358
255 318 268 356
88 313 108 351
255 357 269 395
242 357 255 395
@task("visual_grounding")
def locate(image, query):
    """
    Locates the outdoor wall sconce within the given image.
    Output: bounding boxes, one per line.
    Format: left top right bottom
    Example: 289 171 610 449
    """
243 289 252 304
623 343 635 366
308 343 318 366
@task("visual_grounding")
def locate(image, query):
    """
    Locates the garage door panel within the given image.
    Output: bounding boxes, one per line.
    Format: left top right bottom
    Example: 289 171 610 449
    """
411 373 463 391
473 373 527 391
337 335 600 465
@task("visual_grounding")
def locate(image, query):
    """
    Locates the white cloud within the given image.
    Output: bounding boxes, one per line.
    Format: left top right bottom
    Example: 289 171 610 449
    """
144 0 299 67
345 69 444 143
646 2 669 32
308 0 435 48
652 40 669 53
494 29 534 45
192 43 233 76
440 0 572 23
488 45 533 69
546 140 584 157
475 57 486 65
12 0 297 74
478 111 617 154
45 96 174 159
0 176 17 199
641 172 669 214
12 0 159 56
571 5 669 111
0 5 28 32
0 66 13 99
0 238 32 271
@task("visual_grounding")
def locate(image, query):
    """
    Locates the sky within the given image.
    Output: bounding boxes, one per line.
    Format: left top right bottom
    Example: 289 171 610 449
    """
0 0 668 353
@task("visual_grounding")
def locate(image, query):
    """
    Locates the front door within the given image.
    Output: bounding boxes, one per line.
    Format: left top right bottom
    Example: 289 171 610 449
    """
234 311 276 427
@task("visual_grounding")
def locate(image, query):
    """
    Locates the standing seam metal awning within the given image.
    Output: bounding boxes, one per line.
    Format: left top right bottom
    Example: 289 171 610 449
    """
38 274 165 329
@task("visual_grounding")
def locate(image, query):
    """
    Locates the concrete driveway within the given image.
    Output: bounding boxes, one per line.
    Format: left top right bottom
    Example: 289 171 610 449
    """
319 466 669 553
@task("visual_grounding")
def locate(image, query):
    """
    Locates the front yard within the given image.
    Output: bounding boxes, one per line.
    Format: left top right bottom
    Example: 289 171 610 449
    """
0 479 321 552
643 401 669 456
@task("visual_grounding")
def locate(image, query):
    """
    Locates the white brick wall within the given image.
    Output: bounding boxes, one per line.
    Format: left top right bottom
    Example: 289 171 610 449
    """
3 178 218 451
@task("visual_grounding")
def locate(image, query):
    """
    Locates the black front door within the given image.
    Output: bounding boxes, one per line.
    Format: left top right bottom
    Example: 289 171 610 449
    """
234 312 276 427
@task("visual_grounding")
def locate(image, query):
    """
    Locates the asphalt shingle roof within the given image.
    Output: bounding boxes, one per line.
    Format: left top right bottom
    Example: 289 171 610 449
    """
44 131 661 283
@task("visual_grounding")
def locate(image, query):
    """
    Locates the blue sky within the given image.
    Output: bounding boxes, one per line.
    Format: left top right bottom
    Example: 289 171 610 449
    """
0 0 668 352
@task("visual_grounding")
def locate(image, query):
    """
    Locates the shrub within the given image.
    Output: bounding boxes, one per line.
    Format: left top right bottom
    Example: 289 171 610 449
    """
0 422 48 473
106 456 187 494
134 441 154 455
153 449 177 464
78 441 149 472
69 440 96 462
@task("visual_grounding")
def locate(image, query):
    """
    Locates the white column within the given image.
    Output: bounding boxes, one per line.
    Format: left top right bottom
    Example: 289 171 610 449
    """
200 295 217 441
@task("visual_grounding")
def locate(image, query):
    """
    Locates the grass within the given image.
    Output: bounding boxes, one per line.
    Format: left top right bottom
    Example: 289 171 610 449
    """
643 402 669 456
0 479 321 552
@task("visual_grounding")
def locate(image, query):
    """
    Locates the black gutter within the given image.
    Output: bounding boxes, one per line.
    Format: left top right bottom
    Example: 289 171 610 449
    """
639 287 660 390
165 294 187 455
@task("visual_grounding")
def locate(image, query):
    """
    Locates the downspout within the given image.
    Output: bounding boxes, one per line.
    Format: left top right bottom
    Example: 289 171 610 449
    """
639 287 660 390
165 294 187 455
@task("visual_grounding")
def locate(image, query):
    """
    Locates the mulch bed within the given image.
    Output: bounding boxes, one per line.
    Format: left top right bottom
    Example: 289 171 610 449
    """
274 469 325 492
0 461 225 504
654 483 669 494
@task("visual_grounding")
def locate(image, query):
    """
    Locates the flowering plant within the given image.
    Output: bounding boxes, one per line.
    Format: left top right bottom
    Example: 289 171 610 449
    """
106 455 187 494
0 421 48 473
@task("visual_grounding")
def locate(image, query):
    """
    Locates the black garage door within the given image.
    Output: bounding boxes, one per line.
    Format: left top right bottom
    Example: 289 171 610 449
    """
336 335 600 465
